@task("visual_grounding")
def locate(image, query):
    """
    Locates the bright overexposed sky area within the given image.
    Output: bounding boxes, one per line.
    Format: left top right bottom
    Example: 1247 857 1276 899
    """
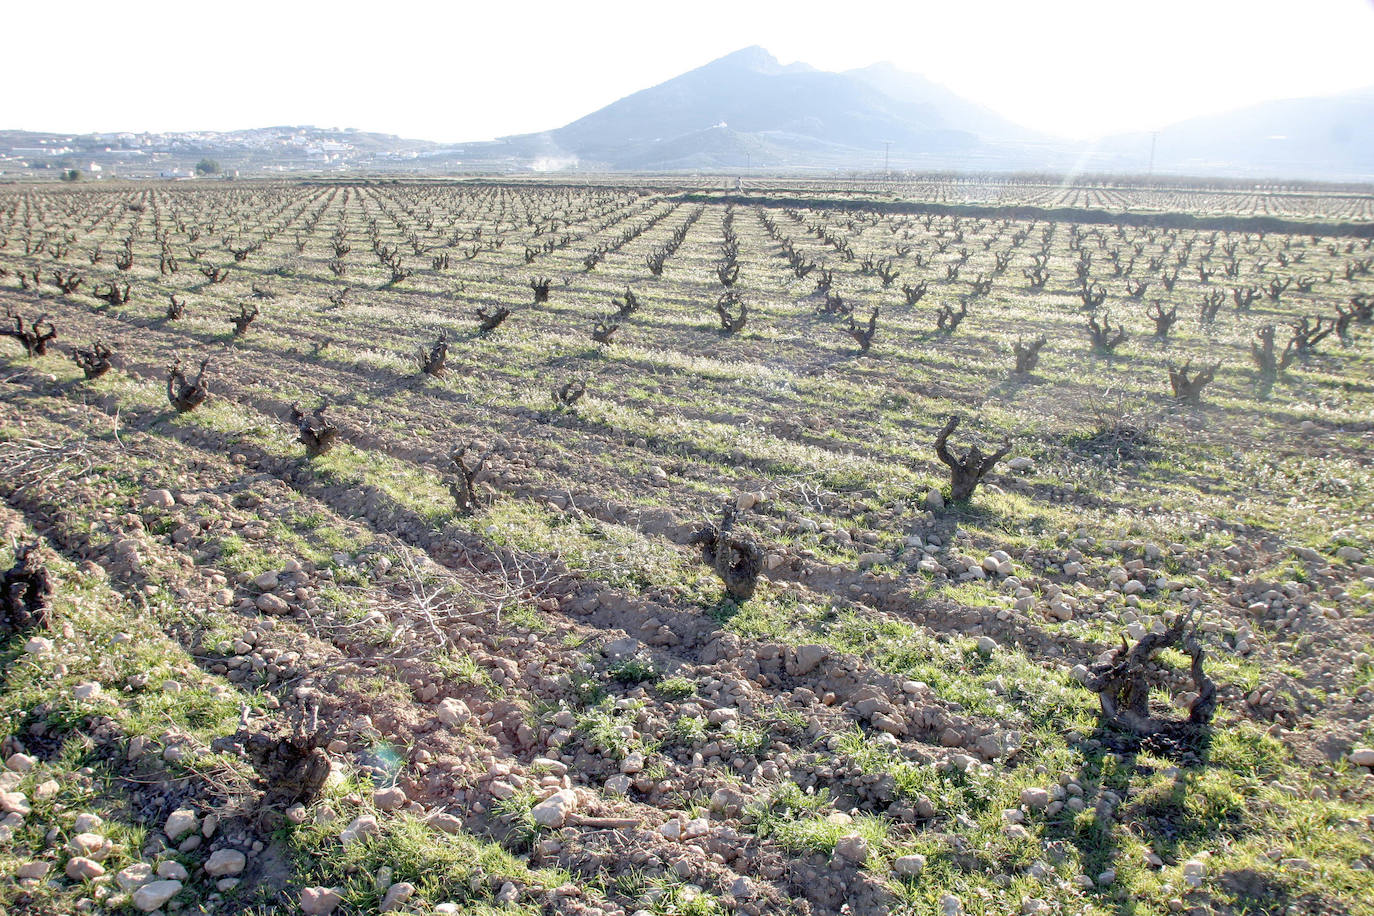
10 0 1374 142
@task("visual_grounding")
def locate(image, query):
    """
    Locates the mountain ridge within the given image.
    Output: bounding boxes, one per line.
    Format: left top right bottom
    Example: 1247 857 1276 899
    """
3 48 1371 181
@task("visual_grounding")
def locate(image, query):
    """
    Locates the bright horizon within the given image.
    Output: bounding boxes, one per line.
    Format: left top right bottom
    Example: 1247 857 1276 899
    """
9 0 1374 144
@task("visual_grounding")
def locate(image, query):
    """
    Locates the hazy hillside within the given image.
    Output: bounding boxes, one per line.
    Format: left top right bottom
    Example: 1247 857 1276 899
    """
470 49 1374 178
844 62 1047 144
1142 87 1374 180
4 48 1371 180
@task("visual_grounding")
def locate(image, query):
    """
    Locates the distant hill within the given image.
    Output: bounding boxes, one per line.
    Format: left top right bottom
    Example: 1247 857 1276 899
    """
0 126 441 179
4 49 1371 181
843 61 1047 145
464 46 1045 171
456 48 1374 179
1089 87 1374 181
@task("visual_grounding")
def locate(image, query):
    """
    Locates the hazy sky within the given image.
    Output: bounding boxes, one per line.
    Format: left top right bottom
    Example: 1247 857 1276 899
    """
11 0 1373 141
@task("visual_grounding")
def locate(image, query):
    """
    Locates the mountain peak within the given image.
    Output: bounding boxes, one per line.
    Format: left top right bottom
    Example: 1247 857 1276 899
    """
706 46 782 74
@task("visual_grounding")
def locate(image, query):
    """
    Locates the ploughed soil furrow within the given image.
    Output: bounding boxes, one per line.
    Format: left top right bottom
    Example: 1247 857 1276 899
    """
0 369 1011 914
15 325 1121 695
7 289 1167 592
5 181 1374 916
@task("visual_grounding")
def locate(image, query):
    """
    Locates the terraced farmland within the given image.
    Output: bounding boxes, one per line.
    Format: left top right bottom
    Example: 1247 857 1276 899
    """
1 178 1373 916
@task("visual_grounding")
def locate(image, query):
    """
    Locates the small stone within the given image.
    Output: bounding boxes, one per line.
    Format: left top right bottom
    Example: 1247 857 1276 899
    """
132 879 182 912
1020 787 1050 809
925 489 945 512
73 812 103 831
255 593 289 614
976 636 998 654
66 857 105 880
940 893 964 916
379 882 415 912
164 808 198 841
69 832 111 859
436 697 471 728
24 636 53 655
157 861 189 881
17 861 51 879
1006 456 1034 471
116 862 155 891
372 786 407 811
788 644 828 676
300 887 343 915
894 854 926 876
427 811 463 834
73 682 103 702
601 636 641 660
0 789 29 815
532 756 567 776
5 753 36 773
834 833 869 863
252 571 280 590
872 712 907 736
1348 748 1374 767
340 814 380 847
530 789 578 828
604 775 632 796
143 489 175 509
204 848 246 877
709 786 745 816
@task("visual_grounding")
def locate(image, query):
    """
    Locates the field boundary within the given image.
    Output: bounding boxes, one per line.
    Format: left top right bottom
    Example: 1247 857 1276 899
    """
679 193 1374 236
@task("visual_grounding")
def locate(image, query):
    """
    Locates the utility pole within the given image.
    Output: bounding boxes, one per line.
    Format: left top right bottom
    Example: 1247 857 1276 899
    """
884 141 891 176
1148 132 1158 177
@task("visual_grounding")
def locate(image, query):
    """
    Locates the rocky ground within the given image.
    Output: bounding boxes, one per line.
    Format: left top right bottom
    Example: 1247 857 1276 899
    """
0 179 1372 915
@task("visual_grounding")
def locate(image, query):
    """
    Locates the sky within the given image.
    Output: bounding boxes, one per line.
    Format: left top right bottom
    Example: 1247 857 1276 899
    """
9 0 1374 142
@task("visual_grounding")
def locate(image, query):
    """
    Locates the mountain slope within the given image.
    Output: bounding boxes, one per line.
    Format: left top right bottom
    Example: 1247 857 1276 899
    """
844 62 1047 144
512 46 1019 169
6 47 1369 180
1151 87 1374 178
469 48 1373 178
